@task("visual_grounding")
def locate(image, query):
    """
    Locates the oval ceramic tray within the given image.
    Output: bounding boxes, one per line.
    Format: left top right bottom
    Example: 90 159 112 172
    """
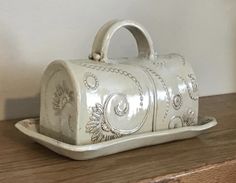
15 117 217 160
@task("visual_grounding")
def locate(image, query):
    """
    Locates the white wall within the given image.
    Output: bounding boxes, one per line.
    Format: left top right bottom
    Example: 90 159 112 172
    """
0 0 236 120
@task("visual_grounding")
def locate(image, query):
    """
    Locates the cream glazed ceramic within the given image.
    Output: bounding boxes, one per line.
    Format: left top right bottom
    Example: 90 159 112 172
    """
15 20 217 159
40 20 200 145
15 117 217 160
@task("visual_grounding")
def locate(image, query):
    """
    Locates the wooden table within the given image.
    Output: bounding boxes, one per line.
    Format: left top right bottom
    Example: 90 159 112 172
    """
0 94 236 183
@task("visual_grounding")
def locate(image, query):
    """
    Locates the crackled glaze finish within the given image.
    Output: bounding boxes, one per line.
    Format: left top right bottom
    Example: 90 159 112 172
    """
40 20 199 145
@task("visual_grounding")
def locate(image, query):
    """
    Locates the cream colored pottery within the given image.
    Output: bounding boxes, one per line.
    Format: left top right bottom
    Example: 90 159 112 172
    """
15 19 217 159
15 117 217 160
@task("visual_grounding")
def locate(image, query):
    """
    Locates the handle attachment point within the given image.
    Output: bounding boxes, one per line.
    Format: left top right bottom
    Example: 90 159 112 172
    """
89 52 102 62
90 20 155 63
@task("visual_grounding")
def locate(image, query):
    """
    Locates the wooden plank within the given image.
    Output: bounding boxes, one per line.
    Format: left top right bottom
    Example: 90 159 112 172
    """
0 93 236 183
139 160 236 183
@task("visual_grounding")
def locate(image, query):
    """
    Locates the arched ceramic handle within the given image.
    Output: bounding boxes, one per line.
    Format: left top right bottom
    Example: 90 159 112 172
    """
89 20 155 62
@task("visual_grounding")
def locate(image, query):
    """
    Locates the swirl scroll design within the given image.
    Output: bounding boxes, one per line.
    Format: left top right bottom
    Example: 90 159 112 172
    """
177 75 198 101
86 93 147 143
172 94 183 110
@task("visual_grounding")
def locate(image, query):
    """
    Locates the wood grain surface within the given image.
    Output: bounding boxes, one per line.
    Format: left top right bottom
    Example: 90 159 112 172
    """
139 159 236 183
0 93 236 183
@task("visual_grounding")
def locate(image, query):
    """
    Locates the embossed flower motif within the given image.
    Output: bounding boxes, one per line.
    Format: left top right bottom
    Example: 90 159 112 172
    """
182 109 196 126
90 103 110 132
86 103 121 143
53 81 74 114
168 109 197 129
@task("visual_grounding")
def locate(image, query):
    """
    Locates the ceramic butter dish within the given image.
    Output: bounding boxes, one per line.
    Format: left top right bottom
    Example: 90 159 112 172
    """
15 20 217 160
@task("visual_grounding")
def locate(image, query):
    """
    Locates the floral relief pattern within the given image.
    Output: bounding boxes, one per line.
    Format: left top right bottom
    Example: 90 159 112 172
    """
168 109 197 129
182 108 196 126
52 81 74 133
53 81 74 114
86 103 122 143
78 63 149 143
86 93 148 143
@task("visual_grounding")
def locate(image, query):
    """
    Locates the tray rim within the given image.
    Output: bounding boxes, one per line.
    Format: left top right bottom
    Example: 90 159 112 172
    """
15 117 217 159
